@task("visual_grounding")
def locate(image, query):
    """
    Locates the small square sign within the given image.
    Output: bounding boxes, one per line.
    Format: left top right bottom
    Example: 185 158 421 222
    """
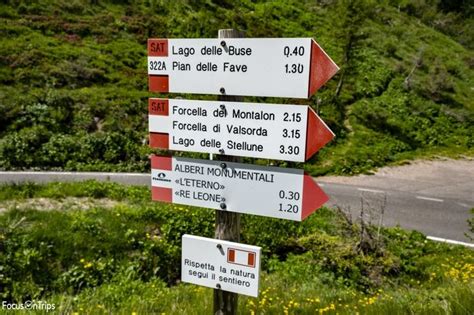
181 234 261 297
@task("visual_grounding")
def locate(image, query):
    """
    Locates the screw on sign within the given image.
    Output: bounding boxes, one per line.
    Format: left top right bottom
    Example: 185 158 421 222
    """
147 38 339 98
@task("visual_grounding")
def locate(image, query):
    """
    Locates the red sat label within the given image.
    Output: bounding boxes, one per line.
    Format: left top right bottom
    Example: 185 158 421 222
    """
148 99 168 115
148 39 168 56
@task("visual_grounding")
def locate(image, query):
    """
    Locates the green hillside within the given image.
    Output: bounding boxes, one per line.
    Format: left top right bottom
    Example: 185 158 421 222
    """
0 0 473 174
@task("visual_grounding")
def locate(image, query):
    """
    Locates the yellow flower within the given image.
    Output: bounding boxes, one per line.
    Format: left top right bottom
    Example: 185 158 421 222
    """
80 258 85 263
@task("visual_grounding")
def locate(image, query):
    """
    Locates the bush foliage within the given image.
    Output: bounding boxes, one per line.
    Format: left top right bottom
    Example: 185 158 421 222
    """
0 181 472 313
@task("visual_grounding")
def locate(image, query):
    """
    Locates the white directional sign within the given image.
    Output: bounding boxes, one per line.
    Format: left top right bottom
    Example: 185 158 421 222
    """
151 155 328 221
149 98 334 162
147 38 339 98
182 234 261 297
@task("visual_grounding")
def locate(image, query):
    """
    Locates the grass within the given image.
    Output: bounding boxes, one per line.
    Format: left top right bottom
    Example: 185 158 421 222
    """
0 181 473 314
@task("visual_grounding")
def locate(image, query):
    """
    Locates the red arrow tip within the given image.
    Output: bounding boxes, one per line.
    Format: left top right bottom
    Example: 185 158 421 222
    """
305 108 335 160
308 39 339 97
301 173 329 220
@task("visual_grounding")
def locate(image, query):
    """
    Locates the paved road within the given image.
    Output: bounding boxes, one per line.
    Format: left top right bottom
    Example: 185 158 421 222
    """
320 182 472 244
0 163 472 245
318 159 474 244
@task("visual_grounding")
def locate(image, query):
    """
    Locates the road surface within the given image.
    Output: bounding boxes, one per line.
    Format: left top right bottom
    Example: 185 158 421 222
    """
0 159 472 245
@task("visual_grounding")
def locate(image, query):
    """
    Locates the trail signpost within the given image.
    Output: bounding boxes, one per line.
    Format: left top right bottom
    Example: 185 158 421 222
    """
182 234 261 297
147 29 339 314
147 38 339 98
148 98 334 161
151 155 329 221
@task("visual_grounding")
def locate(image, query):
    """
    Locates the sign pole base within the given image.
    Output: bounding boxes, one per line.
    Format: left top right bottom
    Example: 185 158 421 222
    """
213 28 244 315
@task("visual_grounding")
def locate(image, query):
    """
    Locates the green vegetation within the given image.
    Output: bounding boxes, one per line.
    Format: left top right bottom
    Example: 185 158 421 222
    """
0 0 473 175
0 181 473 314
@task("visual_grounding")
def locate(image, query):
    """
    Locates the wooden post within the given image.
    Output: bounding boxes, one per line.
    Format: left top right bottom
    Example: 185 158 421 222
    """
213 28 244 315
